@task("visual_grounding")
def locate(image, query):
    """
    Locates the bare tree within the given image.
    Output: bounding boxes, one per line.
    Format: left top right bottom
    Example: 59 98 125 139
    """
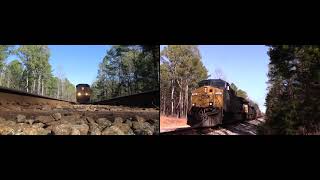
213 68 227 81
55 65 65 99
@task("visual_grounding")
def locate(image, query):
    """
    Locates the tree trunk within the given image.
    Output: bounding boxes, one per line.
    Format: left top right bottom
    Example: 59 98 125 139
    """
41 79 44 95
128 80 131 95
134 74 138 93
37 74 41 94
171 79 175 116
7 74 10 88
178 89 182 118
163 93 166 115
57 80 60 99
31 71 35 93
185 84 189 119
60 80 64 99
181 86 184 117
33 79 36 93
0 72 2 86
176 79 183 118
26 72 29 92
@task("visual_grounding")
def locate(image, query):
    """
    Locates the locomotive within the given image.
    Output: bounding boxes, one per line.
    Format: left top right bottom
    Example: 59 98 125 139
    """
76 84 91 104
187 79 259 128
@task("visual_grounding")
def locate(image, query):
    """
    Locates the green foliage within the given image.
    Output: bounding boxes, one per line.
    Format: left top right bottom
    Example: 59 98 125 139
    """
91 45 159 101
0 45 75 101
4 60 23 89
0 45 14 85
46 76 59 97
15 45 51 93
260 45 320 135
230 82 249 100
160 45 208 117
0 45 13 69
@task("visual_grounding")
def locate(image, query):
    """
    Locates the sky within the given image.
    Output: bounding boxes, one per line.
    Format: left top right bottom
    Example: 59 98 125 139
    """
160 45 270 112
7 45 110 86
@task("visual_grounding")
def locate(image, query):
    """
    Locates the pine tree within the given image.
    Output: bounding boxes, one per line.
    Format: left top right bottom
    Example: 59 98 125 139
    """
160 45 208 118
91 45 159 100
260 45 320 135
4 60 23 89
0 45 14 86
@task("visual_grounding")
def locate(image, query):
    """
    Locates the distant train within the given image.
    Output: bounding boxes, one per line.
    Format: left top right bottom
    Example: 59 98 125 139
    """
187 79 260 128
76 84 91 104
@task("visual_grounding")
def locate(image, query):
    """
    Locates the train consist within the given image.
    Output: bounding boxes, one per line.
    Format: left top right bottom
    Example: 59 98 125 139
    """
76 84 91 104
187 79 260 128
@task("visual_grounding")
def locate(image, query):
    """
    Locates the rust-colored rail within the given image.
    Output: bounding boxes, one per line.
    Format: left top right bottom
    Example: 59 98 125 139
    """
92 90 159 108
0 86 160 108
0 86 76 106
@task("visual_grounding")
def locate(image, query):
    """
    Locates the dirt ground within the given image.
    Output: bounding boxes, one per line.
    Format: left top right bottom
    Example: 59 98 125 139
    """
160 116 190 132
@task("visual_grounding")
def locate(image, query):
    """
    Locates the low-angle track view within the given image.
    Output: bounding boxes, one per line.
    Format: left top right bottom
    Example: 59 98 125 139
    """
0 45 159 135
0 87 159 135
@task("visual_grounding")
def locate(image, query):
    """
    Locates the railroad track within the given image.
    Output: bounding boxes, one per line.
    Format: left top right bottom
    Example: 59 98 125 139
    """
160 117 265 135
0 86 160 135
160 125 223 135
160 126 223 135
93 90 159 108
0 86 76 107
0 86 159 107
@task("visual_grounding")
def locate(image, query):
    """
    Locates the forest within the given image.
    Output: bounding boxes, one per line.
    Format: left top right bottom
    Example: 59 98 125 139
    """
259 45 320 135
90 45 159 101
160 45 258 118
0 45 75 101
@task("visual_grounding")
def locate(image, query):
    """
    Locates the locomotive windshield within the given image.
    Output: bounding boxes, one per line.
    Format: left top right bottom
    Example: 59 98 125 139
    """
76 84 90 88
198 79 227 89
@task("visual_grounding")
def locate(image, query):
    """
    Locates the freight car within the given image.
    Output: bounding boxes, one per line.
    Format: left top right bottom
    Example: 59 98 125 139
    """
187 79 259 127
76 84 91 104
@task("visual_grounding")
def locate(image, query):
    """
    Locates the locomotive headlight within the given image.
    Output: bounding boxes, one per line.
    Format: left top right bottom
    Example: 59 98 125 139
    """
209 102 213 106
77 92 81 96
192 103 195 106
192 93 198 96
85 93 89 96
